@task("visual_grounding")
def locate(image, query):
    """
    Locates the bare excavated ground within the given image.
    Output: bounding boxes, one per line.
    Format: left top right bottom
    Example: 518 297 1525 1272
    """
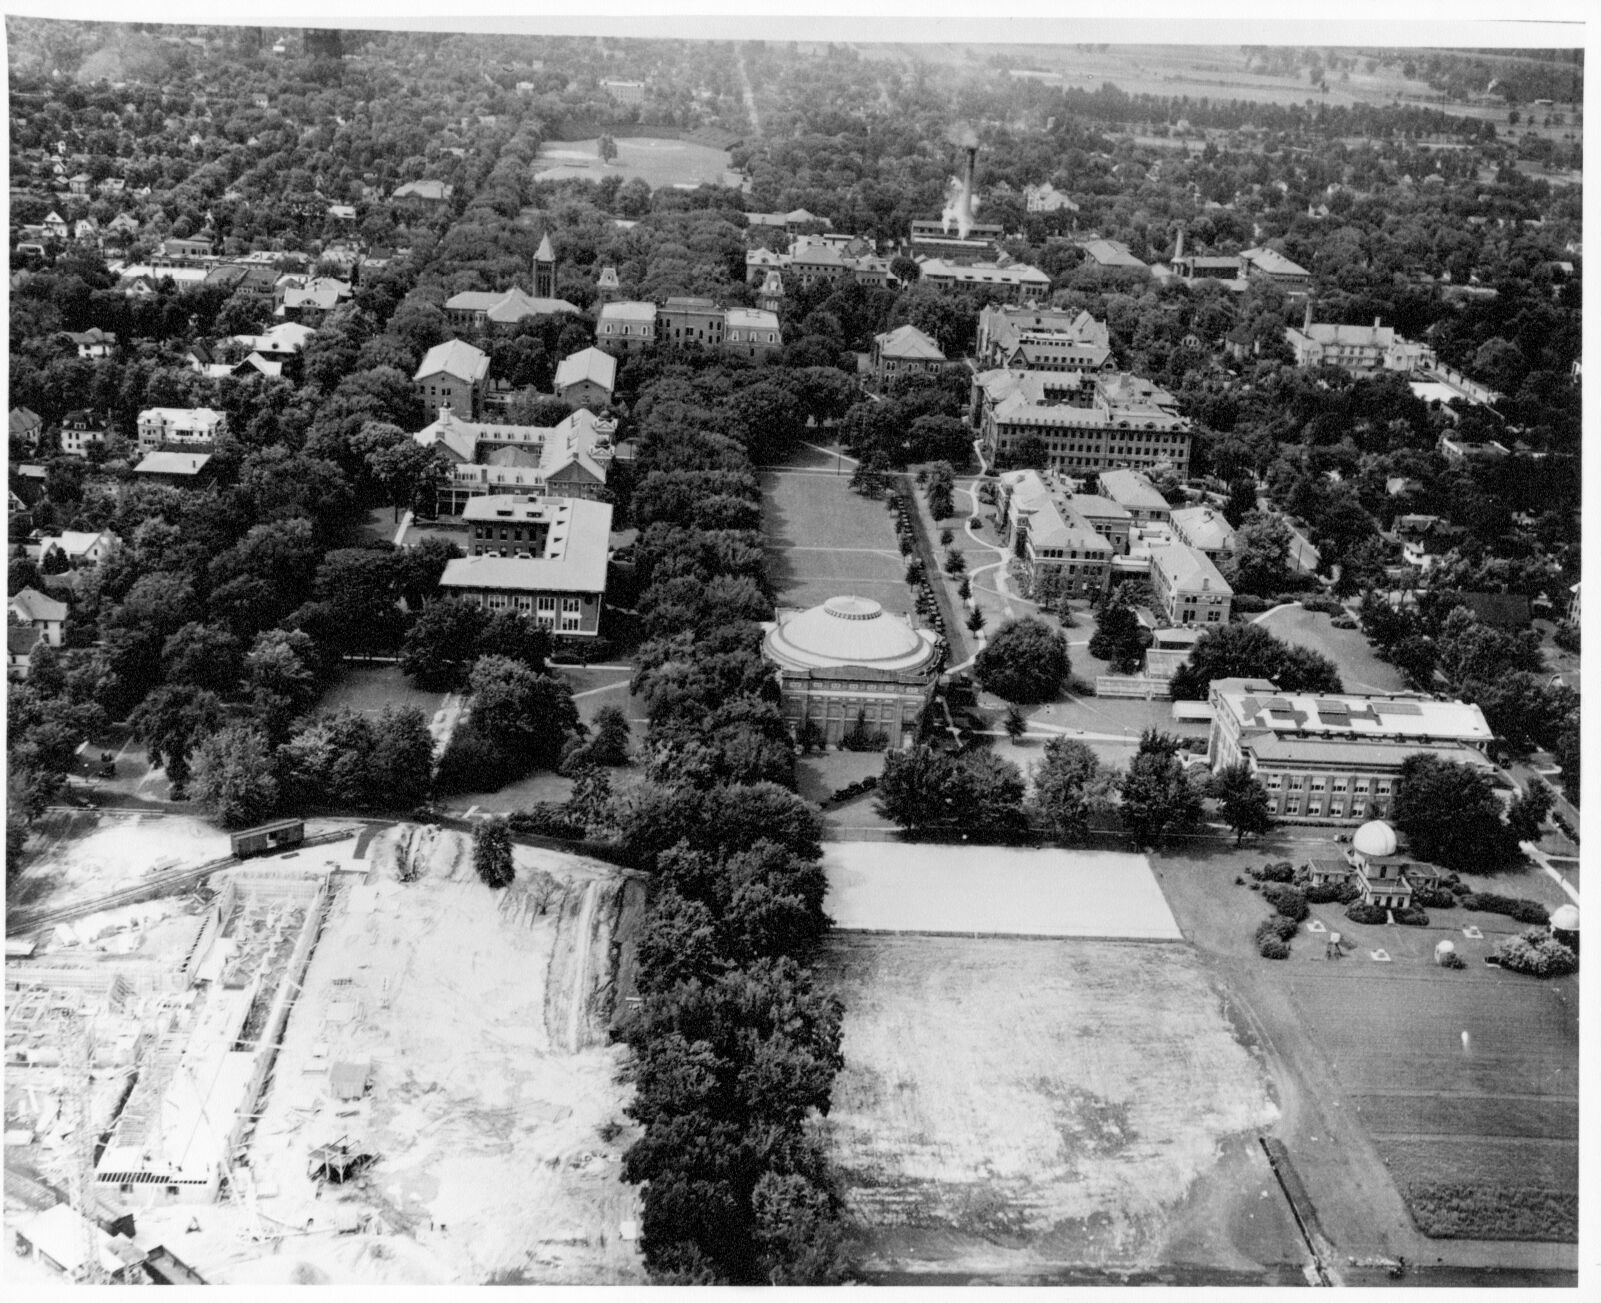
131 826 645 1287
817 932 1306 1284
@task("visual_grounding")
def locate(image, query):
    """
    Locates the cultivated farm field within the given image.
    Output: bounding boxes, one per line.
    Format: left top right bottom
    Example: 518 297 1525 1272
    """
1283 967 1579 1243
818 933 1304 1282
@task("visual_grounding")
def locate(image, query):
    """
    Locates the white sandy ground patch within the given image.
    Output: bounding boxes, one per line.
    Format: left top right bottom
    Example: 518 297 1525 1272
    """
131 825 644 1286
823 843 1182 939
15 812 230 904
820 933 1282 1275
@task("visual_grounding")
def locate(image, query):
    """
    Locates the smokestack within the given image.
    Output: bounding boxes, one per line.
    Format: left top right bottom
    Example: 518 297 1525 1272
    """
1175 228 1184 261
1304 300 1314 331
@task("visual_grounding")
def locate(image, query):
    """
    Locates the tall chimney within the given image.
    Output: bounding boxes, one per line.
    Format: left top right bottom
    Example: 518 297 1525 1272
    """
964 145 977 200
1175 227 1185 261
1303 300 1314 331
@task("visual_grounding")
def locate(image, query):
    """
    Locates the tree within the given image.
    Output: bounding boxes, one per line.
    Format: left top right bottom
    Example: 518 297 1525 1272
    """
161 622 243 693
243 628 322 735
1169 622 1342 700
1003 704 1026 741
1210 761 1275 844
974 616 1070 704
1391 754 1520 871
369 705 436 809
1087 596 1148 673
190 723 279 827
875 744 1028 841
1507 777 1554 843
1222 477 1257 528
587 704 632 765
130 684 225 800
1226 512 1294 597
473 816 516 889
966 606 986 634
1031 737 1113 842
1118 734 1202 847
399 599 487 689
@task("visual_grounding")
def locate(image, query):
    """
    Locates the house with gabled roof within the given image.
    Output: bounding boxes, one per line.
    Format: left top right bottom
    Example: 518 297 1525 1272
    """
11 588 67 646
553 347 617 408
871 324 946 380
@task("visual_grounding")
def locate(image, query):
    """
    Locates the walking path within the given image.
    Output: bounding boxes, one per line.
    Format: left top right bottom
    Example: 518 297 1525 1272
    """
1521 841 1581 905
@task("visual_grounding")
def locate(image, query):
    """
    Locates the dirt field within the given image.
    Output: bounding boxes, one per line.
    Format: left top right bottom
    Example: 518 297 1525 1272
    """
534 137 733 188
130 826 645 1286
823 843 1181 940
762 468 911 617
8 811 232 916
819 932 1303 1282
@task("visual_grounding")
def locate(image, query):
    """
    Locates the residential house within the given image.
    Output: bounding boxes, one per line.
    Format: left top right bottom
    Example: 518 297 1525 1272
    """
31 528 119 570
595 301 658 355
9 407 43 450
998 470 1113 599
159 235 215 259
58 410 109 459
724 307 783 360
871 324 946 380
1024 182 1079 213
413 339 491 419
1285 306 1433 374
443 286 579 334
137 407 227 451
230 321 316 360
7 622 44 681
276 276 353 324
1149 543 1232 627
438 495 613 636
1207 679 1494 824
553 347 617 409
42 211 69 239
391 179 454 205
10 588 67 647
1393 514 1464 572
65 328 116 359
1170 505 1237 561
133 451 213 487
73 217 100 243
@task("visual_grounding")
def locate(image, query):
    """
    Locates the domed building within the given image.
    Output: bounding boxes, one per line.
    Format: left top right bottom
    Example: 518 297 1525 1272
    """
762 596 942 747
1351 819 1398 860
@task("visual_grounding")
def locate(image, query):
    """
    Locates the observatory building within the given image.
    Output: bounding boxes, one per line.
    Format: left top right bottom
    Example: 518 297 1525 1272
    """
762 596 942 748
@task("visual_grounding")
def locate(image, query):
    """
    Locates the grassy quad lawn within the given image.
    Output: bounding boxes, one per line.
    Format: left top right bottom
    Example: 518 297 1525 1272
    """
533 135 733 188
318 662 451 721
761 469 911 618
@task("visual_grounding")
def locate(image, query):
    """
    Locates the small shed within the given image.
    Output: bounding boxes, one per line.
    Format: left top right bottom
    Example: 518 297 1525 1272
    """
329 1059 372 1101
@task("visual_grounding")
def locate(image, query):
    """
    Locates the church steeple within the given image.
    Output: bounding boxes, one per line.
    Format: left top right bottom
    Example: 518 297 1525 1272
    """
534 231 556 298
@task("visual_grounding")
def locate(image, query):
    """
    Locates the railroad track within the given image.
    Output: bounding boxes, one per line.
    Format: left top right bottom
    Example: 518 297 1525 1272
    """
6 831 355 938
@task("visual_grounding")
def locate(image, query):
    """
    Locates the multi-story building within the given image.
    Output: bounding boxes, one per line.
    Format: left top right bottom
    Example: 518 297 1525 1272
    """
1240 246 1312 291
1068 494 1132 555
724 308 783 360
137 407 227 451
1207 678 1495 824
659 296 727 348
133 451 213 488
438 495 612 636
871 324 946 380
596 301 658 355
915 256 1050 303
981 377 1192 479
413 339 490 419
1149 543 1232 626
997 470 1112 598
1096 468 1172 524
1285 306 1433 374
553 347 617 409
414 406 614 515
905 218 1006 261
1170 505 1238 562
444 286 579 334
975 304 1113 372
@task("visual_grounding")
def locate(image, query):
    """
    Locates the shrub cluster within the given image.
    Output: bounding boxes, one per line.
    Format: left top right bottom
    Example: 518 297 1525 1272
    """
1261 882 1308 922
1460 892 1549 925
1392 906 1431 927
1249 860 1296 884
1305 879 1361 905
507 804 587 841
1254 912 1298 958
1439 950 1467 970
1493 927 1578 978
1345 901 1388 925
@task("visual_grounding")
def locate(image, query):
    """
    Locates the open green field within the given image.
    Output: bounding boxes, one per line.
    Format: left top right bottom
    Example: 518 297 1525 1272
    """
534 137 733 188
317 663 449 720
1254 604 1408 695
761 469 911 616
817 932 1303 1281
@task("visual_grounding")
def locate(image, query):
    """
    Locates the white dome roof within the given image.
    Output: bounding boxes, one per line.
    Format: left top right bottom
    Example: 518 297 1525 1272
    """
1352 820 1398 858
1550 904 1579 931
764 596 938 674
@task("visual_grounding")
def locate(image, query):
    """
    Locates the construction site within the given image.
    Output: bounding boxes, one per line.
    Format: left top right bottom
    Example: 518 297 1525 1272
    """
5 816 645 1285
